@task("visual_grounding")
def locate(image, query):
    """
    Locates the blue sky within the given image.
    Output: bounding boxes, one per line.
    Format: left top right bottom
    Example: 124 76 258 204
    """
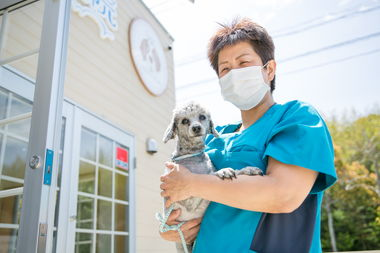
143 0 380 125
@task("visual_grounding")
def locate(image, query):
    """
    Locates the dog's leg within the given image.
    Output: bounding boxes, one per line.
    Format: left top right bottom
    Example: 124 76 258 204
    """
237 166 263 176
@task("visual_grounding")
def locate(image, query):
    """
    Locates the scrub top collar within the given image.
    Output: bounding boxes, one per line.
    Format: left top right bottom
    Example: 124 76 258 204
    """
221 102 278 135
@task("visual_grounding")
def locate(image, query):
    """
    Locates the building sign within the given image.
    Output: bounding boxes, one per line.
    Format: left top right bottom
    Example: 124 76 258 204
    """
116 146 129 171
72 0 118 40
129 18 168 96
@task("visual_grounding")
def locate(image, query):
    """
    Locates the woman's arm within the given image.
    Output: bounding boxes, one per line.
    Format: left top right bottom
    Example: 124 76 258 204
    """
160 157 318 213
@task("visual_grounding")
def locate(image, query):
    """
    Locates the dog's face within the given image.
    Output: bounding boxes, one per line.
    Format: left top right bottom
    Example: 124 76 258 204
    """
163 102 219 143
177 108 208 139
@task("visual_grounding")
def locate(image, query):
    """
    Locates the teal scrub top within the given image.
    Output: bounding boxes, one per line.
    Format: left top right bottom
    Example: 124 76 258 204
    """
193 100 337 253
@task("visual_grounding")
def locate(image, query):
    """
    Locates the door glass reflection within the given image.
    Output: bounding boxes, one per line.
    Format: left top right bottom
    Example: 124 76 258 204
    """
75 232 93 253
114 235 128 253
115 173 128 201
115 203 128 232
97 199 111 230
96 234 111 253
2 136 28 179
8 95 32 139
99 135 112 167
78 161 96 194
98 167 112 198
0 228 18 253
80 128 96 162
76 195 94 229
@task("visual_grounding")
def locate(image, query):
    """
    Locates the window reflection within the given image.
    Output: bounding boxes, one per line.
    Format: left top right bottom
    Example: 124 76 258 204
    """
98 167 112 198
2 137 28 179
115 173 128 201
97 200 112 230
114 235 128 253
78 161 96 194
8 95 32 139
80 128 96 162
75 232 93 253
96 234 111 253
115 203 128 232
99 135 112 167
76 195 94 229
0 228 18 253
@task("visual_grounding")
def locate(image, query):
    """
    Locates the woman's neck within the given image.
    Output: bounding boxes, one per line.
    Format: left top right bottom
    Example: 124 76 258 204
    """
239 93 275 132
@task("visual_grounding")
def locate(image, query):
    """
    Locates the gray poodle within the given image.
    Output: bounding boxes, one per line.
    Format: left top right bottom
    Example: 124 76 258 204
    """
161 102 263 253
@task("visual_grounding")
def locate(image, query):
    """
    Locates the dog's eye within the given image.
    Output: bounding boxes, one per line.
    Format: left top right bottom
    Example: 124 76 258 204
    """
181 118 189 125
199 115 206 121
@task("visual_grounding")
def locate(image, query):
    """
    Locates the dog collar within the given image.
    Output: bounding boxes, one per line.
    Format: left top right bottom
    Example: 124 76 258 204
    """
172 151 205 162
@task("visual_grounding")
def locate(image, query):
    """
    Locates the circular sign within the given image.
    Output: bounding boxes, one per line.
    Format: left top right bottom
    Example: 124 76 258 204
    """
129 18 168 96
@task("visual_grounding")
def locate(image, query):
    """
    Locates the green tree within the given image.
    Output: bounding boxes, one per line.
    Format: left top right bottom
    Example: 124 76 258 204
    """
322 114 380 251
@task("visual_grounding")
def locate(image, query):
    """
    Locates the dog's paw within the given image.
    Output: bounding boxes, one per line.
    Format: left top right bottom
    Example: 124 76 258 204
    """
237 166 263 176
214 168 237 180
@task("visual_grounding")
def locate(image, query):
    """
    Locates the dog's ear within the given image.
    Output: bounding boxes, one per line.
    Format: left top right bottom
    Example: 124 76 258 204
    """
208 118 219 138
163 117 177 143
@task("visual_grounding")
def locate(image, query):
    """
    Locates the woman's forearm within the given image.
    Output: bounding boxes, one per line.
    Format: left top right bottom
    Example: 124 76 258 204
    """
189 173 289 213
187 158 318 213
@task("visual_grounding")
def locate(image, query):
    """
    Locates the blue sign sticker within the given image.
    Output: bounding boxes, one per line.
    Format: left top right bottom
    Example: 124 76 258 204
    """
44 149 54 185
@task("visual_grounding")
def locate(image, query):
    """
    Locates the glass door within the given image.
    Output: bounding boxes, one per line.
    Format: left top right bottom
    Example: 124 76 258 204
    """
0 68 69 253
0 86 32 253
60 105 135 253
0 1 46 250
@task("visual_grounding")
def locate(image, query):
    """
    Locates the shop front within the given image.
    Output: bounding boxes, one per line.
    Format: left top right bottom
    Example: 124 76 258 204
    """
0 0 175 252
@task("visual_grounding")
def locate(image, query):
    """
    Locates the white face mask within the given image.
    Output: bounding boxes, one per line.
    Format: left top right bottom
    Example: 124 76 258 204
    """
219 64 270 110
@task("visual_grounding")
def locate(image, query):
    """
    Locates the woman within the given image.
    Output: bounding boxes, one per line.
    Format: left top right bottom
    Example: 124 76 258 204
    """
159 18 337 253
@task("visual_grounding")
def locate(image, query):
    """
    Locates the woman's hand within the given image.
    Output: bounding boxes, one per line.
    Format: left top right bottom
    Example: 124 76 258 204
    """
159 208 202 243
160 162 195 208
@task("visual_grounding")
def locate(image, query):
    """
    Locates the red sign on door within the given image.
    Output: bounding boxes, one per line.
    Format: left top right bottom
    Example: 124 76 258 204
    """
116 147 129 171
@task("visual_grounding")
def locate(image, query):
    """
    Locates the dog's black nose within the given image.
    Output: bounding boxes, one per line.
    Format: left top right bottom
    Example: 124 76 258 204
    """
192 125 201 133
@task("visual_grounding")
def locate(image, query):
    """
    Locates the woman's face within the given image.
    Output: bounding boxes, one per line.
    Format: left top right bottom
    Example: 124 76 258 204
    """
217 41 275 84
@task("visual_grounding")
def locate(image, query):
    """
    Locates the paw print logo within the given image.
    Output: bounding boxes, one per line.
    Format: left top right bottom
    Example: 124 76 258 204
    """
140 38 161 73
129 18 168 96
